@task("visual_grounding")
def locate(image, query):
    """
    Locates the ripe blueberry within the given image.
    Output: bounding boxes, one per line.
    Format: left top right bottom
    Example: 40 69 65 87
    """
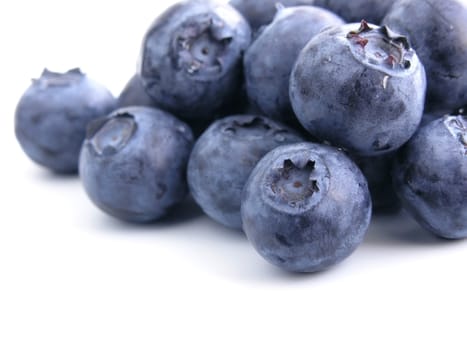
393 115 467 239
15 68 116 173
290 21 426 156
139 0 251 121
80 106 194 223
241 142 372 272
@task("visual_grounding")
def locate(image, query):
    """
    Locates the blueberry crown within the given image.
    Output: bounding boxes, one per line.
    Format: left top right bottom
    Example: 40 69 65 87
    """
172 13 234 81
261 150 330 214
444 115 467 156
87 113 137 156
221 116 290 141
33 68 85 88
346 20 415 75
270 159 320 203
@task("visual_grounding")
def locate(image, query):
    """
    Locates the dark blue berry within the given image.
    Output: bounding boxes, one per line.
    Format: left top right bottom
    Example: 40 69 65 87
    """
241 142 372 272
393 115 467 239
290 21 426 156
139 0 251 122
15 68 116 173
80 106 194 223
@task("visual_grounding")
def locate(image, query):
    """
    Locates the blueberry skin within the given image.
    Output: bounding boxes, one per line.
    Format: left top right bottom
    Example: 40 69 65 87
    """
241 142 372 273
229 0 315 31
15 68 116 174
420 113 441 127
188 115 304 229
393 115 467 239
290 22 426 156
353 152 401 213
383 0 467 114
244 6 344 124
118 74 159 108
138 0 251 122
79 106 194 223
314 0 394 24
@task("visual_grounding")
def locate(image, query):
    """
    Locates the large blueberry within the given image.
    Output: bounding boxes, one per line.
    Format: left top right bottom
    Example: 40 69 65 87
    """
80 106 194 223
244 6 344 124
393 115 467 239
314 0 394 24
383 0 467 114
138 0 251 122
118 74 159 108
229 0 315 31
241 142 372 273
290 21 426 156
188 115 304 229
15 68 116 173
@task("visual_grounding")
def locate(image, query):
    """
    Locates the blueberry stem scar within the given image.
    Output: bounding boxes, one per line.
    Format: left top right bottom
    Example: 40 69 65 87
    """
347 20 413 72
444 115 467 154
271 159 319 203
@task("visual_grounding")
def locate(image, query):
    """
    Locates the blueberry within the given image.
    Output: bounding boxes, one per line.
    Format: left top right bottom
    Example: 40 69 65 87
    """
353 152 401 213
314 0 394 24
241 142 372 273
393 115 467 239
229 0 315 31
290 21 426 156
118 74 159 108
15 68 116 174
79 106 194 223
383 0 467 114
244 6 344 124
139 0 251 122
187 115 304 229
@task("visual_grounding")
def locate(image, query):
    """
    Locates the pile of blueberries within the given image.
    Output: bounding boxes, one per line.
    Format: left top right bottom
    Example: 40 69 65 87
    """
15 0 467 273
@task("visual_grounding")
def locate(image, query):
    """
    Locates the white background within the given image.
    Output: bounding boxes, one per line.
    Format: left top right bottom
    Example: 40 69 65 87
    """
1 1 467 349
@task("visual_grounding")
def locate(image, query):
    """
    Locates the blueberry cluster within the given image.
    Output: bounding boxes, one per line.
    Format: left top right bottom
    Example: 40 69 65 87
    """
15 0 467 273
